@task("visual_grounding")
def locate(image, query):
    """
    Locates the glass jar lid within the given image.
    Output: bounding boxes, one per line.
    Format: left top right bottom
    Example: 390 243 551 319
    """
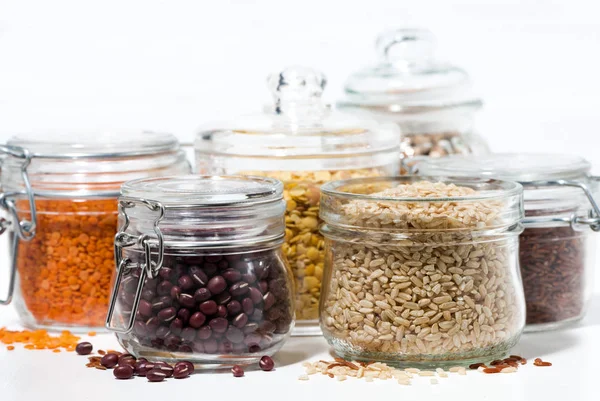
1 131 189 196
415 154 600 229
338 28 482 112
121 175 283 206
6 130 179 158
118 175 286 250
320 176 523 233
195 66 400 163
416 153 591 182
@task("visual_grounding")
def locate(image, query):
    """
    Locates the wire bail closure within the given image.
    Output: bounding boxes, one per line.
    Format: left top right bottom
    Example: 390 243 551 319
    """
522 179 600 231
0 145 37 305
0 145 37 241
105 197 165 333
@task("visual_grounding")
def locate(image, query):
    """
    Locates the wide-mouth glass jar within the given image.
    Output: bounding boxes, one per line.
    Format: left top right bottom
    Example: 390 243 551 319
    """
337 28 488 173
195 66 400 335
106 175 294 368
0 132 190 331
416 153 600 331
319 176 525 367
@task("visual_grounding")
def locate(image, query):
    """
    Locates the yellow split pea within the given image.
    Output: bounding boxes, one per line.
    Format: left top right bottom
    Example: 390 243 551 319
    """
242 169 383 321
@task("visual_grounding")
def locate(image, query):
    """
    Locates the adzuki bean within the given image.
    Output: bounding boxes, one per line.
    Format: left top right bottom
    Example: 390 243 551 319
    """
173 364 192 379
75 342 93 355
114 365 135 379
113 250 293 360
146 369 167 382
231 365 244 377
259 356 274 371
101 353 119 368
153 362 174 378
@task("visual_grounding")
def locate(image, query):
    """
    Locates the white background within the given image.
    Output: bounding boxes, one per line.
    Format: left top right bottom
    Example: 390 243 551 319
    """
0 0 599 154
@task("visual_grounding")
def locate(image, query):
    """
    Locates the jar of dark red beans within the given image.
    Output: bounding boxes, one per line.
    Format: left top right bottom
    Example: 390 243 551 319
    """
106 175 294 368
416 154 600 332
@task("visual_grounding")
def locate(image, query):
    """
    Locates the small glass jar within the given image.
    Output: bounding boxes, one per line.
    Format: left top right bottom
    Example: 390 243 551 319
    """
337 28 488 173
195 67 400 335
319 177 525 366
106 175 294 368
416 154 600 331
0 132 190 331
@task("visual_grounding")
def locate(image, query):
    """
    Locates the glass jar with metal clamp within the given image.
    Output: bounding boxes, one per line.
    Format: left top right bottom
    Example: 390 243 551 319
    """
0 132 190 331
106 175 294 368
415 153 600 331
195 66 400 336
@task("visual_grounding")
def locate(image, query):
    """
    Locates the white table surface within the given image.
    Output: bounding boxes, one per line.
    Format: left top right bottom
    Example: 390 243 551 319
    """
1 295 599 401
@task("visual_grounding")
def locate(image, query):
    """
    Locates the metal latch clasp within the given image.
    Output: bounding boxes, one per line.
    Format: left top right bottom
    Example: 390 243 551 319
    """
525 179 600 231
106 197 165 333
0 145 37 305
0 145 37 241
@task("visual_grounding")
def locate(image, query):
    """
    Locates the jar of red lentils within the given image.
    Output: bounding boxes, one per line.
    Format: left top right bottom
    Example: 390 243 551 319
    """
106 175 294 368
0 132 190 331
195 66 400 336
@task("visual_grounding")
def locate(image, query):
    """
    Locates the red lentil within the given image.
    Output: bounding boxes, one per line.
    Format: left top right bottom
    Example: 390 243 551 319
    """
0 327 80 351
16 199 118 327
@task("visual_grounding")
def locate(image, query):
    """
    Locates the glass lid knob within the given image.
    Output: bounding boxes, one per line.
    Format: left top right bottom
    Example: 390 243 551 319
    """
376 28 435 66
267 66 327 115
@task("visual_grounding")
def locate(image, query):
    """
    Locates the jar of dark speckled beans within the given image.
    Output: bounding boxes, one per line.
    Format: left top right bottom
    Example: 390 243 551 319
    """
417 154 600 332
106 175 294 368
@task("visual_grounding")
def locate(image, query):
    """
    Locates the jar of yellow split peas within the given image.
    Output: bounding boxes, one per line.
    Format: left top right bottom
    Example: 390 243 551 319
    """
195 67 400 335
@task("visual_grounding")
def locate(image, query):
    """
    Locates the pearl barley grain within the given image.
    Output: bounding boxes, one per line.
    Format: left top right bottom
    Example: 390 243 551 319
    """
321 181 522 362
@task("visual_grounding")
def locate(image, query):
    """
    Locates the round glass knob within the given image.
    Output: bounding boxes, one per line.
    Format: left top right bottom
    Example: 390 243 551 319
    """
376 28 435 65
267 66 327 107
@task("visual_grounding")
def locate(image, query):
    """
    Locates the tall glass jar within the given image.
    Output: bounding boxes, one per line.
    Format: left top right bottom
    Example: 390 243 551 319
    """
319 177 525 366
337 28 488 173
195 67 400 335
416 154 600 331
0 132 190 331
106 175 294 368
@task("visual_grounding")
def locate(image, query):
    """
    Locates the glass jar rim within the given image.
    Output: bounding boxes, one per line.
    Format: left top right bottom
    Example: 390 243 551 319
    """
321 176 523 203
320 176 524 234
415 153 591 182
6 130 179 159
1 132 190 198
120 175 284 206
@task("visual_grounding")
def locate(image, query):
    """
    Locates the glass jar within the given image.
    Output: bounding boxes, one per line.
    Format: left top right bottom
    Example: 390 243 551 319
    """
416 153 600 331
337 28 488 173
0 132 190 331
195 67 400 335
319 177 525 366
106 175 294 368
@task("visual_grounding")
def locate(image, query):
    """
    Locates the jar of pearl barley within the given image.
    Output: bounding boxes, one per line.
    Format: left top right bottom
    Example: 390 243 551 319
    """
319 177 525 366
195 67 400 335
